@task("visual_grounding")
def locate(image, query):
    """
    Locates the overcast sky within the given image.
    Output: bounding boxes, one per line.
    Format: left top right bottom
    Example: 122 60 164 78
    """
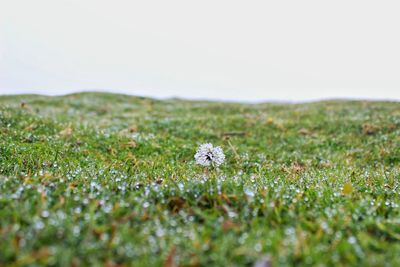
1 0 400 102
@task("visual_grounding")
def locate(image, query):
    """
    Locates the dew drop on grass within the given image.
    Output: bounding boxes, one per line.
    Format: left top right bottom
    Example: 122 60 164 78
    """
285 227 295 236
103 204 112 213
100 233 109 241
228 211 237 218
244 188 255 198
34 220 45 230
41 210 49 218
156 228 165 237
238 233 248 244
178 183 184 191
254 243 262 252
73 226 80 236
348 236 357 244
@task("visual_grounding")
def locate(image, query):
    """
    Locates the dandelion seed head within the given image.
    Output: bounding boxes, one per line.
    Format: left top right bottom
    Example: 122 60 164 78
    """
194 143 225 167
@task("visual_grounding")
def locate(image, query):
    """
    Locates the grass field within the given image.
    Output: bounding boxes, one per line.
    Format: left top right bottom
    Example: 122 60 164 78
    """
1 93 399 266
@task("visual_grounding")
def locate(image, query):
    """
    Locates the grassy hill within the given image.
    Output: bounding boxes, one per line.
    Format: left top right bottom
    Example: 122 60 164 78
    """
1 93 399 266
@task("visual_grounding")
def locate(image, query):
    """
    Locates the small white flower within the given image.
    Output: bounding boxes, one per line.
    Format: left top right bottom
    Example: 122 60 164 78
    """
194 143 225 167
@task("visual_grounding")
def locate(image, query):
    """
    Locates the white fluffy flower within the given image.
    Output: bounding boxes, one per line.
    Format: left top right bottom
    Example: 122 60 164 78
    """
194 143 225 167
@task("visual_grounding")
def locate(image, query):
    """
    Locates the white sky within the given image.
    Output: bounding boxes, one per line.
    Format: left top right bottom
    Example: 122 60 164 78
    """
1 0 400 102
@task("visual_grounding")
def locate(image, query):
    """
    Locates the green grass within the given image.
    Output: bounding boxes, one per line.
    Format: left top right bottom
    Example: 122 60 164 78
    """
1 92 400 266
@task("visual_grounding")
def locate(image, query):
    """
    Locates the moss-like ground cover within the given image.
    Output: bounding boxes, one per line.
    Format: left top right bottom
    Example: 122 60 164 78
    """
0 93 399 266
